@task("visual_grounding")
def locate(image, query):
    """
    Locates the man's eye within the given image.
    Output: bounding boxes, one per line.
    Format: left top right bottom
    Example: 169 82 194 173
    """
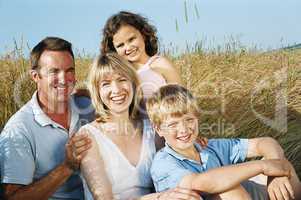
66 68 75 73
48 70 59 75
186 118 195 123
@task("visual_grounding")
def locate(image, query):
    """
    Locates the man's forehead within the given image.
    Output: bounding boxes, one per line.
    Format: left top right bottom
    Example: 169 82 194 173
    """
39 50 74 67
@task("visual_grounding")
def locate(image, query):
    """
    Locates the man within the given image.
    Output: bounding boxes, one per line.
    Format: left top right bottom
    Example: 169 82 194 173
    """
0 37 93 200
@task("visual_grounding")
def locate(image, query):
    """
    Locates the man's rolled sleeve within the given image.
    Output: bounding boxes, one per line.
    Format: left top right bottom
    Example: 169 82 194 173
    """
0 127 35 185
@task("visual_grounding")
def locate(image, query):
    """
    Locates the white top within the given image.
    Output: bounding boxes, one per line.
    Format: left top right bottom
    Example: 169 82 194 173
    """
81 119 156 200
137 55 167 98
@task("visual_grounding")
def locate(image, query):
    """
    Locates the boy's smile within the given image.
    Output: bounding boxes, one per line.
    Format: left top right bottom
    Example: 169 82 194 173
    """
157 113 199 152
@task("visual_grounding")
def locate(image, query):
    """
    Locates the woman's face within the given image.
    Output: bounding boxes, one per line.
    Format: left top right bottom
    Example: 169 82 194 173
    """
112 25 149 64
99 72 134 116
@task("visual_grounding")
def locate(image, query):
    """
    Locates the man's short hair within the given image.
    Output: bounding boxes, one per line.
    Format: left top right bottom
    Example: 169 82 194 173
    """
146 84 200 127
30 37 74 70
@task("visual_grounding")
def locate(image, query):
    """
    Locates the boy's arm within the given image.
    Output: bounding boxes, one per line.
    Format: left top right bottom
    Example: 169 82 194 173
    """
178 159 291 194
247 137 299 200
246 137 285 159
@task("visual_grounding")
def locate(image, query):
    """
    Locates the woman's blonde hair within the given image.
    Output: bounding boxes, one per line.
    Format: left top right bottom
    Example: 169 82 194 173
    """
146 84 200 127
88 53 143 122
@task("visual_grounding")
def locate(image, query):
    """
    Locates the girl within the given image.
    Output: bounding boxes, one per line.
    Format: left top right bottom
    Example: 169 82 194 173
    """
77 53 200 200
101 11 182 98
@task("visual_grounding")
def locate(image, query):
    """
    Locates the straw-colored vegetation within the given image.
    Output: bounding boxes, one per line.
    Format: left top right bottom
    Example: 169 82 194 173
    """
1 43 301 178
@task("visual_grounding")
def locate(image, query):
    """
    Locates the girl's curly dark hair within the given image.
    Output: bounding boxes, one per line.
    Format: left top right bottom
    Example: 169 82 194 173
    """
101 11 158 57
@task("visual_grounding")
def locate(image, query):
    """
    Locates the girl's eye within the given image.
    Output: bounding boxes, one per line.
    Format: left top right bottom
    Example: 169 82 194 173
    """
129 36 136 42
116 43 124 49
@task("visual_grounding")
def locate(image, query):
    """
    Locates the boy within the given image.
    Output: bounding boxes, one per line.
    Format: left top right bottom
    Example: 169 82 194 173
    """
146 84 301 200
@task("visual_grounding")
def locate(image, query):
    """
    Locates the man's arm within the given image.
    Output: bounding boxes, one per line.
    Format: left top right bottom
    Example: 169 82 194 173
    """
3 162 73 200
2 134 91 200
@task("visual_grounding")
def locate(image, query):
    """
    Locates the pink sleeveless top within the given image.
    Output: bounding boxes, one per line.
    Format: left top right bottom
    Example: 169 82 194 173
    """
137 56 167 98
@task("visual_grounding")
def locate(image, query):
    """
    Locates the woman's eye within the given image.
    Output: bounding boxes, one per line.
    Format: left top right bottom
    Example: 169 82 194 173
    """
101 82 109 87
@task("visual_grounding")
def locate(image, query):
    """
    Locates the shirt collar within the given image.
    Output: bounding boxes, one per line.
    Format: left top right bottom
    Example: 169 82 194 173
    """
164 142 203 161
30 91 79 133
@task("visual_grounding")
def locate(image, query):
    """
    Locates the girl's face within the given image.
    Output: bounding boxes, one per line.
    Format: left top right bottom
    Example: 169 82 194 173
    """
99 72 134 117
112 25 149 65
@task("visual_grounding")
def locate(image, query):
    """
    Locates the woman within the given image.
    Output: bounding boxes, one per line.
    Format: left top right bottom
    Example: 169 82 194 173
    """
77 53 200 200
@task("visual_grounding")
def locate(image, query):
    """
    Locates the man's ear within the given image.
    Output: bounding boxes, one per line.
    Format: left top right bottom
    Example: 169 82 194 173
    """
30 70 40 83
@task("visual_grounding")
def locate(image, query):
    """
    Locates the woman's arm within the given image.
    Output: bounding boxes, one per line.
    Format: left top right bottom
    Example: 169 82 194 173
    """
79 128 114 200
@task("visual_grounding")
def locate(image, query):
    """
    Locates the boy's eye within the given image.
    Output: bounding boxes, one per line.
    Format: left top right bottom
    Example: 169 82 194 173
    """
167 122 178 129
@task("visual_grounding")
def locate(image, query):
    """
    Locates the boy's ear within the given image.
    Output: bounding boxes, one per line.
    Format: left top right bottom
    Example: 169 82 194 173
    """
153 124 164 137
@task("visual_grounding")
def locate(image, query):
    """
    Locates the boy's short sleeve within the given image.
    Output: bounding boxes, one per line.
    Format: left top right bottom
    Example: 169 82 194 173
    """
0 126 35 185
151 153 192 192
208 138 249 165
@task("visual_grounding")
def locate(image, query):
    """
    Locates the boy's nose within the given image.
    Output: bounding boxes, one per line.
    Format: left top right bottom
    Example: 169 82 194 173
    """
178 121 188 133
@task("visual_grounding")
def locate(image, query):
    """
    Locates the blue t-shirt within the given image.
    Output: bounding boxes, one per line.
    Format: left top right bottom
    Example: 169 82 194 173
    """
151 138 248 192
0 92 94 200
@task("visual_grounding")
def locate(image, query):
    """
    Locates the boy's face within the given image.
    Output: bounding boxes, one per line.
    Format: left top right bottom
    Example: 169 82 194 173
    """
156 113 199 151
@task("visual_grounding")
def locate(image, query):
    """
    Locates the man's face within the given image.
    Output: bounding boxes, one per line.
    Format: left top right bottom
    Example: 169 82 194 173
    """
157 113 199 152
31 50 76 109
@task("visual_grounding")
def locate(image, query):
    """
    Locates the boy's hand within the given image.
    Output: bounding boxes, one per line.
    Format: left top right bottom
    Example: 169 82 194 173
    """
261 159 291 178
267 176 295 200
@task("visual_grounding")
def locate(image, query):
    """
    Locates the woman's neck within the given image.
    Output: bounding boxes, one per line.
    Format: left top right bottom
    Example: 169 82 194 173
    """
102 117 140 137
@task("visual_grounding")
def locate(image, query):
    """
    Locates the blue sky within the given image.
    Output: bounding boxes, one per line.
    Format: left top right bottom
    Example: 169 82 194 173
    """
0 0 300 56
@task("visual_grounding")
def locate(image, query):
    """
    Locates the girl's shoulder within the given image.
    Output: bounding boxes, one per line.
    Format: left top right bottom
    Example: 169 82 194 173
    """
149 55 174 70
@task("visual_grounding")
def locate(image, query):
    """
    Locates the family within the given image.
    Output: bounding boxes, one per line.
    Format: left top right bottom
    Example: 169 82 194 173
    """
1 11 300 200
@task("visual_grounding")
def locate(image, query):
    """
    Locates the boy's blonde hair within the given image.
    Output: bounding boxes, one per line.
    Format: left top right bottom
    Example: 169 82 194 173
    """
88 53 143 122
146 84 200 127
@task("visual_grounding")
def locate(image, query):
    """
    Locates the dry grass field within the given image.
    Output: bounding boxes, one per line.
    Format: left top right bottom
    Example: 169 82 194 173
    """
1 44 301 178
